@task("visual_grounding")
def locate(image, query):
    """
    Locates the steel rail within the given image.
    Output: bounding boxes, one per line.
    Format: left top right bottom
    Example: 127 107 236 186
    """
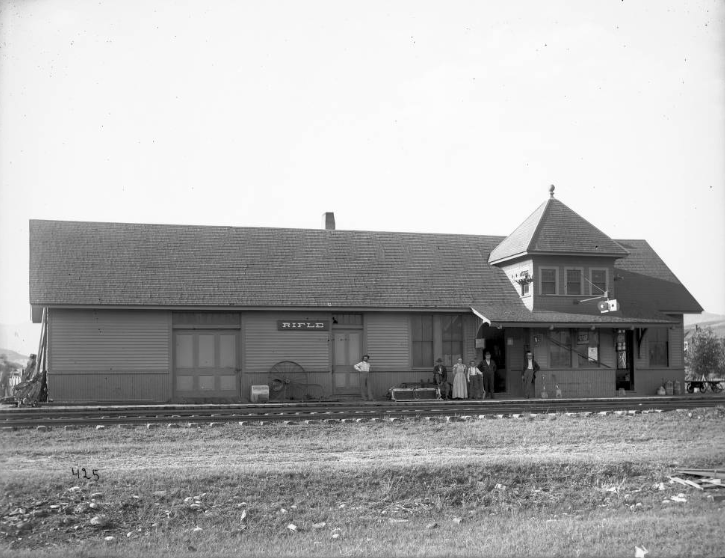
1 395 723 429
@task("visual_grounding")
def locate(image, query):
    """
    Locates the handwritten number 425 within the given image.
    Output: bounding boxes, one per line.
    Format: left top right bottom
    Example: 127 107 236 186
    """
71 467 99 480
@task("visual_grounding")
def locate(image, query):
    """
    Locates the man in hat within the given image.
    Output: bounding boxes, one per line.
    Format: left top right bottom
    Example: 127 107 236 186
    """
433 358 450 400
353 354 374 401
521 351 540 399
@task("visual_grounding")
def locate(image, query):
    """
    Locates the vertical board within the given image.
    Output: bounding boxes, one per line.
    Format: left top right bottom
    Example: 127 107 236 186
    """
364 313 410 370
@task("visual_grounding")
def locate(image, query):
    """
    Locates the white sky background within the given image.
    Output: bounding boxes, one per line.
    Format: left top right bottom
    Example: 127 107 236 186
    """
1 0 724 353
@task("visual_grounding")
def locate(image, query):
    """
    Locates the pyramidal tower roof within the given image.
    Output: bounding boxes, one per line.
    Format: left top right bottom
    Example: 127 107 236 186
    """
488 185 629 264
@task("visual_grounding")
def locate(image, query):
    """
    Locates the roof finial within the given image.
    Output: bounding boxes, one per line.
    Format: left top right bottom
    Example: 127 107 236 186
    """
549 184 555 198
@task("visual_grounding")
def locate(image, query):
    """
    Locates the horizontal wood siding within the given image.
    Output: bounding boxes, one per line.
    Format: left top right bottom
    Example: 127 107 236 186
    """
49 309 170 371
242 312 330 374
48 373 170 402
534 369 616 398
364 313 410 370
47 309 171 402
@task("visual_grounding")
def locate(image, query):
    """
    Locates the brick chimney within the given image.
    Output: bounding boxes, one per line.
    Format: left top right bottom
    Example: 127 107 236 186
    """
323 212 335 230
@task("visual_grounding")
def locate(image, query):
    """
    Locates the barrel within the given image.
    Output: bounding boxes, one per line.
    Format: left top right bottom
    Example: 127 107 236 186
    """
673 380 682 395
665 380 674 395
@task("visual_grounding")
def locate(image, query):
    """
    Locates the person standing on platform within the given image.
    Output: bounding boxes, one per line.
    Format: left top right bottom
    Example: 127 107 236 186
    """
433 358 449 400
467 359 483 399
478 351 497 399
521 351 539 399
354 354 374 401
451 358 468 400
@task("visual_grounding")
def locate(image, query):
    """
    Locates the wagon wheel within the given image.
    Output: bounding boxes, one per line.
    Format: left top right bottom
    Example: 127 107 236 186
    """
267 361 307 401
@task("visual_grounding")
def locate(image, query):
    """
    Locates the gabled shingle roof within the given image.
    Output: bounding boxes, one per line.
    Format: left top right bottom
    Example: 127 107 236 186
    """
29 220 517 309
29 219 702 324
488 197 629 263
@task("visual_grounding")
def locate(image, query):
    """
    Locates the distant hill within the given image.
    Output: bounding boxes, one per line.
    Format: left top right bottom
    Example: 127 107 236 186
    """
684 313 725 339
0 349 27 370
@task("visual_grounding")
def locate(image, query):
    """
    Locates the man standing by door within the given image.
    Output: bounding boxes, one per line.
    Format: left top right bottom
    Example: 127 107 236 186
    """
478 351 497 399
354 354 373 401
521 351 539 399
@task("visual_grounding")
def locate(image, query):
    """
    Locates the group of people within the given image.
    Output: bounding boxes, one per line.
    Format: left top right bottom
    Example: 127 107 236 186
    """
433 350 540 400
433 352 498 400
354 350 541 401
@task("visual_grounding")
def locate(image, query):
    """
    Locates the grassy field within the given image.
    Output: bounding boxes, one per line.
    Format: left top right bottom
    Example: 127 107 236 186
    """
1 407 724 557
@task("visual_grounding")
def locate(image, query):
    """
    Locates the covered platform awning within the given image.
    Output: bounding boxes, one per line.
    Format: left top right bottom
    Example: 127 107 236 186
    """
469 304 678 330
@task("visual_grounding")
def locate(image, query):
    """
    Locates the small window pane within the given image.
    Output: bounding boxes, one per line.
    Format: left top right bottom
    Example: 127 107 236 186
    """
550 330 571 368
591 269 607 295
199 376 215 390
219 334 236 368
412 315 433 367
175 335 194 368
220 375 236 391
566 269 581 295
541 269 557 295
649 328 669 367
199 335 215 368
177 376 194 391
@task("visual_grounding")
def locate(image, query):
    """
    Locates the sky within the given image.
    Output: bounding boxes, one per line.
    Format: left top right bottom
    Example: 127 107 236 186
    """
1 0 724 354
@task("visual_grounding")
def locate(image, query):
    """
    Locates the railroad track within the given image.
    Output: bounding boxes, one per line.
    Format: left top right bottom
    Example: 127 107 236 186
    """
1 395 723 429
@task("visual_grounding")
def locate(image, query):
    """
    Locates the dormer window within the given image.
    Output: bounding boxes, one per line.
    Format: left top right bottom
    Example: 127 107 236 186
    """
515 270 533 296
590 268 608 296
540 267 558 295
565 268 583 295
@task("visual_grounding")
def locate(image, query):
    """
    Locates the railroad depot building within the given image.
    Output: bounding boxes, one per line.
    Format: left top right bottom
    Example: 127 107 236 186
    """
29 190 702 403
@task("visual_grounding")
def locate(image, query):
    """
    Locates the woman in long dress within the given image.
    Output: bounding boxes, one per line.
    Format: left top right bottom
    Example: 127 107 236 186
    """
451 358 468 400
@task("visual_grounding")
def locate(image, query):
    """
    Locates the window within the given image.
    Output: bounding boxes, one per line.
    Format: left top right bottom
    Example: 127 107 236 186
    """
442 315 464 365
540 268 558 295
576 329 600 368
565 268 583 296
590 269 608 296
549 330 571 368
411 315 433 367
648 328 669 367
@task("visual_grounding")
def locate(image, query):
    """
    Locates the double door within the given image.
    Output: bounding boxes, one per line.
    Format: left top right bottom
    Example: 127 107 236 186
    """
174 330 239 400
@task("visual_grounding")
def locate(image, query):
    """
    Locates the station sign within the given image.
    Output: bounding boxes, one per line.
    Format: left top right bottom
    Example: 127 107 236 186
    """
277 320 330 331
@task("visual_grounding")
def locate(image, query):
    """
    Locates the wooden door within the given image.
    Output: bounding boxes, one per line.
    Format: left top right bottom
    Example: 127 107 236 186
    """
174 330 239 400
333 331 362 394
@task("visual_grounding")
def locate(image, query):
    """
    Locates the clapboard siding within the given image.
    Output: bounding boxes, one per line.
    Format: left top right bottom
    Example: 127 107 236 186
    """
365 313 410 370
242 312 330 374
48 372 170 402
49 309 170 371
535 369 616 398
